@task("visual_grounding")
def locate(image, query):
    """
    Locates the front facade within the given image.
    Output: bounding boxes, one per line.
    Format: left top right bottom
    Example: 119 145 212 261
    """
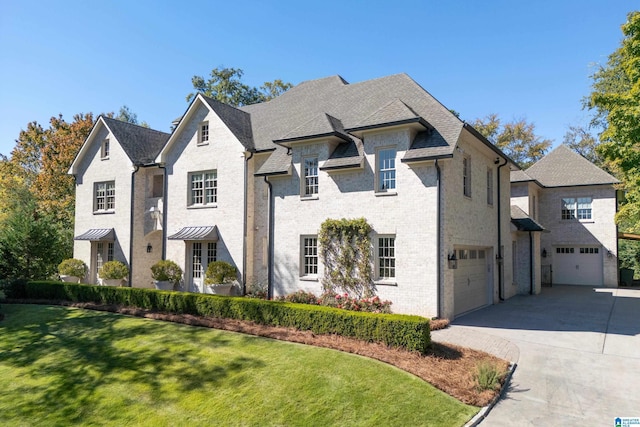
73 73 604 320
510 145 620 289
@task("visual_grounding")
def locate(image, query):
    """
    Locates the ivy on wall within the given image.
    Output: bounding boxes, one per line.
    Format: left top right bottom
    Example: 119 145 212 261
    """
318 217 375 298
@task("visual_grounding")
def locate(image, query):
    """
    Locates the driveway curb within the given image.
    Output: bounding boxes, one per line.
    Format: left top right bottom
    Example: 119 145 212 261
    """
464 362 517 427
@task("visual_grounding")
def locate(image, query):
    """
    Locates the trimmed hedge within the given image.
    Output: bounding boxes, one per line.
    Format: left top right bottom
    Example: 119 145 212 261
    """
3 281 431 353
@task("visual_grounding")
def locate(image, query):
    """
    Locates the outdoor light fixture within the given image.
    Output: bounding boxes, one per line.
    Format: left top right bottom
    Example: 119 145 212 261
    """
542 248 547 258
448 252 458 269
607 250 613 258
146 244 153 253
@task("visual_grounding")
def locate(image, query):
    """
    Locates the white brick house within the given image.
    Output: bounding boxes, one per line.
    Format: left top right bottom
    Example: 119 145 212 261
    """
510 145 620 289
69 73 530 319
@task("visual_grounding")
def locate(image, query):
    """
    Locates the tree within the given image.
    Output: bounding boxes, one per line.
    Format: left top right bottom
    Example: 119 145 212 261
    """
562 125 604 167
472 114 552 168
587 11 640 232
0 199 66 280
116 105 149 128
187 67 292 106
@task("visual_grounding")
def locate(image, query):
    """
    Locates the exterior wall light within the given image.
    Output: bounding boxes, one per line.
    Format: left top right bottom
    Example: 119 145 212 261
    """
146 244 153 253
448 252 458 269
542 248 547 258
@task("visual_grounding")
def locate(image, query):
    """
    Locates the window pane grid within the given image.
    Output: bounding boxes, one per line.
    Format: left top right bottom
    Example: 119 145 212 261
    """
207 242 217 264
577 197 592 219
303 237 318 275
190 171 217 205
205 172 217 204
200 123 209 143
304 158 318 196
96 242 104 271
95 181 115 211
192 242 202 278
378 149 396 191
107 243 114 262
378 237 395 279
561 198 576 219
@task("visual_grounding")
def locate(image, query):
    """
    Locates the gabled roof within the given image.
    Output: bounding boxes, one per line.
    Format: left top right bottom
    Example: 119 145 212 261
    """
157 93 254 163
100 116 169 165
69 116 170 174
346 99 431 132
402 130 452 162
511 206 546 232
524 144 619 187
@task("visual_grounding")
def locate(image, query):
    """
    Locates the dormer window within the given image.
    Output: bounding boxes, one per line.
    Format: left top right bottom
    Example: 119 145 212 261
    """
198 121 209 145
101 139 110 159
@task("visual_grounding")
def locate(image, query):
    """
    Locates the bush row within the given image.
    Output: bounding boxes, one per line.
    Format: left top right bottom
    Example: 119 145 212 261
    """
4 281 430 353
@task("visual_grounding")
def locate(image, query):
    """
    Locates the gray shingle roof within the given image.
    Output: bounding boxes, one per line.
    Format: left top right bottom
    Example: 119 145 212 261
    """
524 144 619 187
511 206 545 232
510 170 535 183
201 95 254 151
247 73 466 175
254 147 291 176
276 113 350 143
320 138 364 171
101 116 170 165
402 130 452 162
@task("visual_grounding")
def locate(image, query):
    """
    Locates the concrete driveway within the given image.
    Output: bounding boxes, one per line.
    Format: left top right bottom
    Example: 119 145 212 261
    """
438 286 640 426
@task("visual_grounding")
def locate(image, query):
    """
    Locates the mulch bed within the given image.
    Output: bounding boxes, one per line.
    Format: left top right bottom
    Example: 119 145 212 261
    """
2 300 508 406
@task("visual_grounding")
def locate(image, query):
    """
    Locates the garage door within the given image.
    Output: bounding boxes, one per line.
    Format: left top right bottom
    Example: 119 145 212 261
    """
454 247 490 316
553 246 603 286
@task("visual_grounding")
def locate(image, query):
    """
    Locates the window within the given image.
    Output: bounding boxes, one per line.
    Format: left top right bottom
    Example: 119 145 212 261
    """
96 242 114 273
378 236 396 279
458 249 469 260
562 197 592 220
191 242 217 279
94 181 115 212
101 139 110 159
302 157 318 197
198 121 209 145
301 236 318 277
486 168 493 205
580 247 599 254
152 174 164 198
556 247 575 254
189 170 217 206
463 156 471 197
376 148 396 192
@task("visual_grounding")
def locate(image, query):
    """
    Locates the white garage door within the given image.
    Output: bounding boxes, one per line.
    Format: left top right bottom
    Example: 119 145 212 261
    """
553 246 603 286
454 247 490 316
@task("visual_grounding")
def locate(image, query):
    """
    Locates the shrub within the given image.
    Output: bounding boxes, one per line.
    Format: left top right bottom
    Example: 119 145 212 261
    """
205 261 237 285
11 281 431 353
279 290 320 305
474 361 505 391
99 261 129 280
150 260 183 284
58 259 88 278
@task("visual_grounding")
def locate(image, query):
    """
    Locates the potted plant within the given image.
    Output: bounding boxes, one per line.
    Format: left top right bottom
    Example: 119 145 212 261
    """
151 260 183 291
99 261 129 286
205 261 237 295
58 258 88 283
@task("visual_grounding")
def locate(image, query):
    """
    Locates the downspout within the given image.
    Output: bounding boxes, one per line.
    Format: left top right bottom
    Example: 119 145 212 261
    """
128 164 140 287
497 158 508 301
529 231 534 295
242 150 255 295
263 176 274 300
158 163 168 260
435 159 442 318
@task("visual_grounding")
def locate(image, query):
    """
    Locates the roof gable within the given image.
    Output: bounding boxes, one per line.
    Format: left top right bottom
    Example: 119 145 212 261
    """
68 116 169 174
525 144 619 187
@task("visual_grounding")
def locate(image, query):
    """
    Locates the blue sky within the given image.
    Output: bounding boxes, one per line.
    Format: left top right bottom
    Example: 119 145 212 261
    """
0 0 634 157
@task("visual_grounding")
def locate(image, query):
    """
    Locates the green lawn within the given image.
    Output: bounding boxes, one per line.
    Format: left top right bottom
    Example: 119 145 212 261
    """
0 304 477 426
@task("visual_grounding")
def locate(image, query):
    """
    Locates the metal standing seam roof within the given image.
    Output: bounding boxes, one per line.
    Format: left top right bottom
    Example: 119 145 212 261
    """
167 226 219 241
74 228 115 241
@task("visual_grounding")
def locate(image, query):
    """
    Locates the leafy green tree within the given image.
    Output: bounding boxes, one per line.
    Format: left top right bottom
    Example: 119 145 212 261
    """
472 114 552 168
562 125 604 167
587 11 640 232
0 200 67 280
187 67 292 105
116 105 149 128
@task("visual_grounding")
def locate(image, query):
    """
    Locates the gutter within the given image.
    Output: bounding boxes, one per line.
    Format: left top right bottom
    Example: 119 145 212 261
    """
159 163 168 260
497 158 508 301
263 176 274 299
435 159 443 318
242 150 255 295
529 231 534 295
128 164 140 287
